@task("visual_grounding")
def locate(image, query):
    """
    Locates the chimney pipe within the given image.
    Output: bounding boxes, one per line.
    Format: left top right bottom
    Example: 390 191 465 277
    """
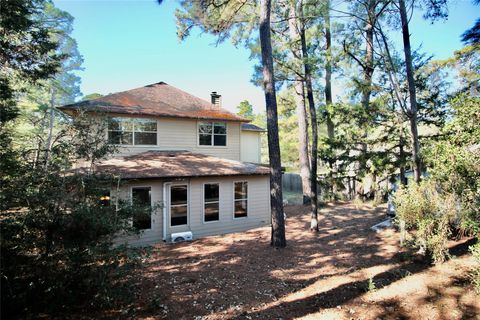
211 91 221 107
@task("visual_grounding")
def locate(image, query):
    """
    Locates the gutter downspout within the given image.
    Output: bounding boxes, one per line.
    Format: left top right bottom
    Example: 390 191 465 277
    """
163 182 171 241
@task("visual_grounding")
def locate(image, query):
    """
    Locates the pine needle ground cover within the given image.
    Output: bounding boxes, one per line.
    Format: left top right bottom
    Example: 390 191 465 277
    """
92 203 478 320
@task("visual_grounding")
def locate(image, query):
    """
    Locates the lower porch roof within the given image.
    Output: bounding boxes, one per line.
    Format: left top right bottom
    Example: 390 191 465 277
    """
82 151 270 179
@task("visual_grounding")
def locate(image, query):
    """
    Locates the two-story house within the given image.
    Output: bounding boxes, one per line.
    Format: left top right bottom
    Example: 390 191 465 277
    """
59 82 270 245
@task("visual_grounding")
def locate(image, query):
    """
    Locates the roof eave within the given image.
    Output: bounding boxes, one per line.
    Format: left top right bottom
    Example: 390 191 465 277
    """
56 106 250 122
242 128 266 132
114 172 270 180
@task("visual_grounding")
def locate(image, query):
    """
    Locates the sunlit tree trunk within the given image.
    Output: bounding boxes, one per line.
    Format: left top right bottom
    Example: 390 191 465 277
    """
44 87 56 169
299 2 319 231
358 0 376 200
399 131 407 185
399 0 421 183
377 23 410 187
325 0 334 139
361 1 375 111
288 2 311 204
260 0 286 248
324 0 335 196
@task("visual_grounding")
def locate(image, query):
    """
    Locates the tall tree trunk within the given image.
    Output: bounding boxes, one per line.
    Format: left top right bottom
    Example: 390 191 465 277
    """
361 1 375 112
299 2 319 231
399 130 407 185
372 172 380 204
325 0 334 139
358 0 376 199
44 87 56 169
377 24 410 187
288 0 311 205
399 0 421 183
33 141 41 169
324 0 335 196
260 0 286 248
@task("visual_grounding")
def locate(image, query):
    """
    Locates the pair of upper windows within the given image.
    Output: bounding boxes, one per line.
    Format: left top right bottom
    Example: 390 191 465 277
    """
107 118 227 147
108 118 157 145
198 122 227 146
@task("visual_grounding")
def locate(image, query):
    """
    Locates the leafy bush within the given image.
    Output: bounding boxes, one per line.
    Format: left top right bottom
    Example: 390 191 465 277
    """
425 94 480 235
394 94 480 264
1 114 152 318
394 180 457 263
0 170 150 317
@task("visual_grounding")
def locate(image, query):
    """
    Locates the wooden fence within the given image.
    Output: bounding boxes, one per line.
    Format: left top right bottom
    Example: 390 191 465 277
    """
282 172 357 200
282 173 303 192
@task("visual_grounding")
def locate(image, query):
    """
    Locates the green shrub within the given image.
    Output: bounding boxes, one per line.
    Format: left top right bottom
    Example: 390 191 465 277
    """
0 113 152 318
0 173 151 318
394 94 480 264
394 180 459 263
367 277 376 292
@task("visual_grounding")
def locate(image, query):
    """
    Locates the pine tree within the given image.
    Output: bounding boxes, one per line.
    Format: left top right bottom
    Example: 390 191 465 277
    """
236 100 255 119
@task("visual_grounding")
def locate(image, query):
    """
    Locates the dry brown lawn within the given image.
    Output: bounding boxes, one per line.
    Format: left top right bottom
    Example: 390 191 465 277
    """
110 202 479 320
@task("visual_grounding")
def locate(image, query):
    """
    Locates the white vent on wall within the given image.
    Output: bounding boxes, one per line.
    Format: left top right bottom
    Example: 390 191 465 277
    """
171 231 193 243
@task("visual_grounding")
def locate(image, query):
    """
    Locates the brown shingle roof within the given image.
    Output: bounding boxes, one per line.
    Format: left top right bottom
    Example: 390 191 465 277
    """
79 151 270 179
58 82 249 122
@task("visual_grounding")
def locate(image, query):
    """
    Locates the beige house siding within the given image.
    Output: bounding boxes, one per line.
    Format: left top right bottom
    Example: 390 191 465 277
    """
113 180 165 246
240 131 261 163
109 116 241 161
114 175 270 246
180 175 270 240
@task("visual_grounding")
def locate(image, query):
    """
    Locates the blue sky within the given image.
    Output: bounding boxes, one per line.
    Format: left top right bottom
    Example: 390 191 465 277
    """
54 0 478 113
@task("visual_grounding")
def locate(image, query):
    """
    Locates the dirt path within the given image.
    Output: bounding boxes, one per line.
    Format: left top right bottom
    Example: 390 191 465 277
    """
120 202 478 320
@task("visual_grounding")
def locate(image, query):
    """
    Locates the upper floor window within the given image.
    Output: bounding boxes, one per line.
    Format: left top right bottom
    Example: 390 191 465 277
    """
108 118 157 145
198 122 227 146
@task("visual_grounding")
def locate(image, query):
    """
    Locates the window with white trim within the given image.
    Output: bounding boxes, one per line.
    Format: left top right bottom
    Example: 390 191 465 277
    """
198 122 227 146
132 187 152 230
108 118 157 145
234 181 248 218
204 183 219 222
170 185 188 226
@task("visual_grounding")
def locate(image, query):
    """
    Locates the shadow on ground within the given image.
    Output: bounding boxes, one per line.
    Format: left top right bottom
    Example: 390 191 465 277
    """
100 202 478 320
